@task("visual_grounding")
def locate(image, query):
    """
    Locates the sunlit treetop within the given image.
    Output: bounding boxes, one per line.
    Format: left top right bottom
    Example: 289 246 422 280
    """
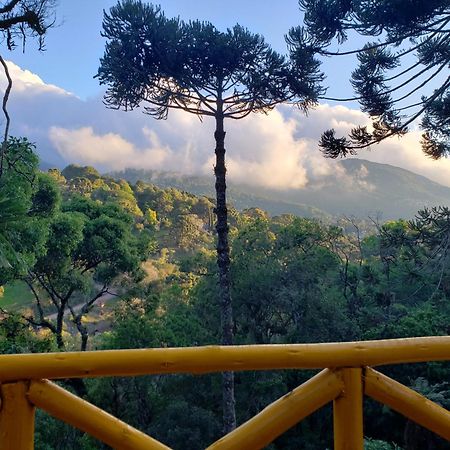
296 0 449 159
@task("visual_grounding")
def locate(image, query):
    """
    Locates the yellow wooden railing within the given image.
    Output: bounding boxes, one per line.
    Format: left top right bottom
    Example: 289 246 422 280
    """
0 336 449 449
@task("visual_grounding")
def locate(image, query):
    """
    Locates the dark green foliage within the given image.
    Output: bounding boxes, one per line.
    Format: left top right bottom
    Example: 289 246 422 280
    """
25 195 147 350
29 173 61 217
75 206 447 449
365 439 401 450
0 138 59 277
422 92 450 158
151 400 220 449
296 0 450 158
231 217 350 344
84 281 221 449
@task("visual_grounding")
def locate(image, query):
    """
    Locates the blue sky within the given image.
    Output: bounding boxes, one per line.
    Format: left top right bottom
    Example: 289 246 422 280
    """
3 0 450 189
8 0 305 99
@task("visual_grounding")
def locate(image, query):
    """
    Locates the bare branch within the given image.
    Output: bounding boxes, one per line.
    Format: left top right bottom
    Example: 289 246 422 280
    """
318 17 450 56
0 0 21 15
0 53 11 177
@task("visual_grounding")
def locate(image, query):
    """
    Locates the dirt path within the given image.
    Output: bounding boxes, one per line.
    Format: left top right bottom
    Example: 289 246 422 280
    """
45 291 116 321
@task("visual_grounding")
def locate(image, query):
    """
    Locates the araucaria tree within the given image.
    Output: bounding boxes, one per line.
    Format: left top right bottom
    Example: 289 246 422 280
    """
97 0 322 432
296 0 449 159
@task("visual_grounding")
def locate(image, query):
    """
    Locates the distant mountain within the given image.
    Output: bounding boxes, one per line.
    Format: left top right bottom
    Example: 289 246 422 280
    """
256 159 450 219
110 159 450 220
109 168 330 219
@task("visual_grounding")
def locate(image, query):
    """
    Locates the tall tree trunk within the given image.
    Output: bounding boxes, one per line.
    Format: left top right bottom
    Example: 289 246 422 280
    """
214 107 236 434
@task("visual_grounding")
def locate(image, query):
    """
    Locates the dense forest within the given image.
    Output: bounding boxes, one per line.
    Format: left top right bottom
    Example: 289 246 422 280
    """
1 145 449 449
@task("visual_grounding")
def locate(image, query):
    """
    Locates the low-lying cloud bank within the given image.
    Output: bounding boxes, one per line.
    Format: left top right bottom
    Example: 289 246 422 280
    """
4 60 450 188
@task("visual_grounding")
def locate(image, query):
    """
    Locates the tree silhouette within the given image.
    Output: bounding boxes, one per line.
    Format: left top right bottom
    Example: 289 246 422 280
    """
97 0 323 433
0 0 56 51
296 0 449 159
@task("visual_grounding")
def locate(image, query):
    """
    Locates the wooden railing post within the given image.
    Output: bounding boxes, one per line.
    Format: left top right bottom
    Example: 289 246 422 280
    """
28 379 171 450
208 369 344 450
365 368 450 441
0 381 35 450
333 368 363 450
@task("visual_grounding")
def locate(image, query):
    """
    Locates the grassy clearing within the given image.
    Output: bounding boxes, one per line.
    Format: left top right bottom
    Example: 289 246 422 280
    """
0 281 34 312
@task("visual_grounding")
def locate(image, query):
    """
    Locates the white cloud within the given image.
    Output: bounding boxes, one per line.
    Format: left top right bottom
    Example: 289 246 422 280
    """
1 60 74 97
49 126 172 171
296 104 450 188
4 61 450 189
220 110 310 188
48 109 339 189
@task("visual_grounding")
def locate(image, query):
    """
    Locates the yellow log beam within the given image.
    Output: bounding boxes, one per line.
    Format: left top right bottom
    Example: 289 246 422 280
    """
333 368 364 450
365 368 450 442
206 369 343 450
27 379 171 450
0 336 448 381
0 382 35 450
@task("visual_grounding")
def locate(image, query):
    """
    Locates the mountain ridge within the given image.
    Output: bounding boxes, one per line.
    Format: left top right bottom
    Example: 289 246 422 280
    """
103 158 450 220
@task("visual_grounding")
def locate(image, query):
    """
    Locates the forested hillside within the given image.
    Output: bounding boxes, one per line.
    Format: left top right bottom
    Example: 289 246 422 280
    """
1 160 449 449
111 158 450 221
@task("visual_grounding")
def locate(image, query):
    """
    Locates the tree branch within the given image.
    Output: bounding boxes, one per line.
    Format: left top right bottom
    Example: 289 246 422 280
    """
0 0 21 15
339 76 450 151
23 279 57 333
0 53 11 178
391 61 448 104
0 11 40 31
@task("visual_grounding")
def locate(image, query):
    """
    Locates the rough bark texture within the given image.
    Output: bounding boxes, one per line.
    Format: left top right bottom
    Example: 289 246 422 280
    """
214 109 236 433
56 309 65 350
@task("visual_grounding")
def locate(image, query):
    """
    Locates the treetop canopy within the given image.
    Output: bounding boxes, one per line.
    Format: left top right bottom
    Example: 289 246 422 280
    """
97 0 324 120
300 0 449 43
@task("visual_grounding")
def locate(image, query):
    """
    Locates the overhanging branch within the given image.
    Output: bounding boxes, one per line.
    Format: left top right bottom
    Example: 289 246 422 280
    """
0 54 11 178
